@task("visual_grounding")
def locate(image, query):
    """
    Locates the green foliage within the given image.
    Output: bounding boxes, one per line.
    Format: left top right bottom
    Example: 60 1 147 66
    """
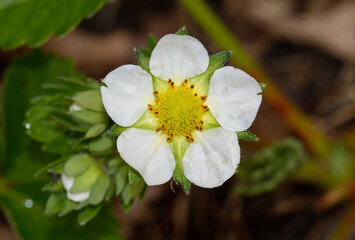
0 50 121 238
175 26 188 35
0 0 111 49
235 138 306 196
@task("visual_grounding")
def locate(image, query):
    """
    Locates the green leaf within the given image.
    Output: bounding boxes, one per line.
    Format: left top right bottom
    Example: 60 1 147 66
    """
72 90 105 112
85 123 108 139
0 0 110 49
235 138 306 196
115 165 129 195
128 167 142 184
89 137 115 154
78 205 102 226
103 124 128 137
237 130 259 141
175 26 188 35
64 153 94 177
89 175 110 205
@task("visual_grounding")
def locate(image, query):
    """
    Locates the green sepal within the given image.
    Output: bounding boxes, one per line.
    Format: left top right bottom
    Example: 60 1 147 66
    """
147 33 157 51
35 156 69 177
64 153 95 177
152 75 169 93
134 48 150 73
85 123 108 139
128 167 142 184
175 26 188 35
70 165 101 193
72 90 105 112
115 164 129 195
106 156 125 176
89 137 115 155
237 130 259 141
77 205 102 226
190 51 232 95
89 175 110 205
42 179 64 193
69 109 107 125
201 111 220 130
132 110 160 131
259 83 266 90
51 111 90 132
58 199 77 217
121 180 146 211
103 124 127 137
45 193 66 215
170 135 191 195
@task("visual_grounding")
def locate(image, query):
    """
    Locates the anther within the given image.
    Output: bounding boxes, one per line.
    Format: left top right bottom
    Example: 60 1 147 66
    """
200 95 207 100
162 128 168 133
170 133 174 138
148 107 154 111
203 107 210 112
155 98 160 102
190 137 195 142
168 79 172 83
199 126 203 130
186 135 190 140
156 126 161 131
184 79 188 83
200 120 204 124
148 104 152 107
167 137 172 142
154 111 159 114
153 91 159 95
190 84 195 89
194 93 198 97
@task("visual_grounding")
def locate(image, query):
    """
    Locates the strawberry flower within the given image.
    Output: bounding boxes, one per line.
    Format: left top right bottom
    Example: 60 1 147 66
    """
101 33 262 190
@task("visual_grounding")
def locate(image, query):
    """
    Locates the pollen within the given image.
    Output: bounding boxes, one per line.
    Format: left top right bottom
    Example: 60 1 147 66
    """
150 81 207 140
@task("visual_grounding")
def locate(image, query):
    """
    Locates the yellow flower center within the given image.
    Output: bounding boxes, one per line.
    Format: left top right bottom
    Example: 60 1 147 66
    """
148 80 209 142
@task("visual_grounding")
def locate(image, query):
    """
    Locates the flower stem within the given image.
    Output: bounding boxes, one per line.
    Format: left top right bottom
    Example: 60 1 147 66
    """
178 0 331 158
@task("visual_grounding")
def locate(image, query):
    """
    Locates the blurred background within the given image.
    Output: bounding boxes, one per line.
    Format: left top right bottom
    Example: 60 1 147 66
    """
1 0 355 239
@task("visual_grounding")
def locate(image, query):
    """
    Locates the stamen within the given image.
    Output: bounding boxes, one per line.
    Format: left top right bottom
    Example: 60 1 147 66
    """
148 107 154 111
200 95 207 101
190 84 195 89
154 111 159 114
194 93 198 97
167 137 172 142
148 104 152 107
162 128 168 133
168 79 172 83
190 137 195 142
153 91 159 95
155 98 160 102
184 79 188 83
200 120 204 124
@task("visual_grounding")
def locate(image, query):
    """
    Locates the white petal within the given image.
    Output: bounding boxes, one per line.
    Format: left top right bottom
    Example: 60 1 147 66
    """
149 34 209 84
61 174 90 202
206 66 262 131
117 128 175 185
182 128 240 188
61 174 74 191
67 191 90 202
101 65 154 127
